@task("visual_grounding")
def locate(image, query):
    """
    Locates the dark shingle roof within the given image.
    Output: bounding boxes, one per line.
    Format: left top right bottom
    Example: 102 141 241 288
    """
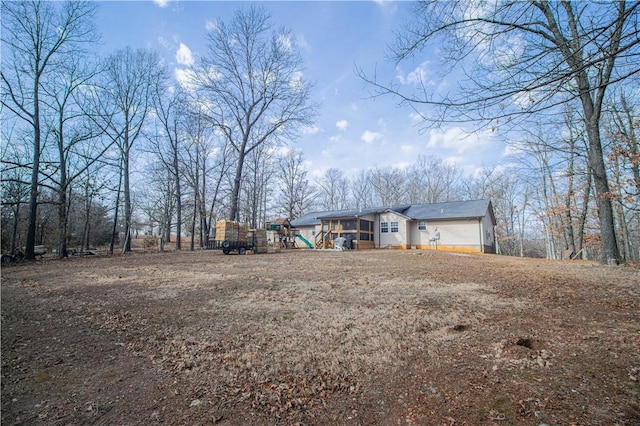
403 199 492 220
291 199 493 227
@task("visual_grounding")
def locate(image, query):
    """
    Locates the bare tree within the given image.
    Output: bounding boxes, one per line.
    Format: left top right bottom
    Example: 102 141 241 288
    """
40 57 108 258
406 154 463 203
192 6 316 221
368 166 407 207
275 150 316 221
351 170 374 210
317 168 350 211
146 73 185 249
91 47 163 252
241 144 277 228
1 0 98 259
360 1 640 264
180 105 217 248
1 137 31 255
607 91 640 261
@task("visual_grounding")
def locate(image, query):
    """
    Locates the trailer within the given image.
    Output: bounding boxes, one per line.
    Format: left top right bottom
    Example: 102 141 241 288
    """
206 239 254 255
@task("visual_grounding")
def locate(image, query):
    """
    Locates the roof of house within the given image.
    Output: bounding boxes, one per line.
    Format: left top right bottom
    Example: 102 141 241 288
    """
290 199 494 227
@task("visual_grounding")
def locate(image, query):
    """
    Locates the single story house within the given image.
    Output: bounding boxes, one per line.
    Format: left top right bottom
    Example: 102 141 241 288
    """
290 199 496 254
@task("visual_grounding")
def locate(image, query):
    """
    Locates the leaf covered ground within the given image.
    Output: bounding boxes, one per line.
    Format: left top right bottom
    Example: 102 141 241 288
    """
1 249 639 425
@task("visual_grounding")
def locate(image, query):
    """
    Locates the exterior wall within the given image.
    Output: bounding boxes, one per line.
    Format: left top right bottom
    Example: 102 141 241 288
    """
296 226 318 248
480 212 495 253
409 219 484 253
408 220 434 248
375 212 410 249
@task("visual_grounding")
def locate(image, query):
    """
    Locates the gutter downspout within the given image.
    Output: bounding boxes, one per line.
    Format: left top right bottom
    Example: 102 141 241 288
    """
479 217 484 253
376 213 380 249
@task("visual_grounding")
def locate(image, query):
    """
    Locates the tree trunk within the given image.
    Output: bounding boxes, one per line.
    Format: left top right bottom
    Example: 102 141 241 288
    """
174 158 181 251
25 83 41 261
584 113 621 265
123 145 132 253
109 164 123 255
57 187 68 259
11 203 21 254
229 149 246 221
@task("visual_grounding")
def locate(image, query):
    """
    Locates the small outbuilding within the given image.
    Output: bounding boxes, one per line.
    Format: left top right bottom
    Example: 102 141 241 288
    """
290 199 496 254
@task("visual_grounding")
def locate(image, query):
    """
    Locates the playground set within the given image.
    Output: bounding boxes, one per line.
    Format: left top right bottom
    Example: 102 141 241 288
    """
266 218 313 249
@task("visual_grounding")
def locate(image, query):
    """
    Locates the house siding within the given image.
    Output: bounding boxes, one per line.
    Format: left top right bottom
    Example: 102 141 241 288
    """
481 213 495 253
376 212 409 249
409 219 484 252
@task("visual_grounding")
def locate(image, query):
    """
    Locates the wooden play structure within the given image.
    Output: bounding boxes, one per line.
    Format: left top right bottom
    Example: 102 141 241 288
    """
266 218 313 249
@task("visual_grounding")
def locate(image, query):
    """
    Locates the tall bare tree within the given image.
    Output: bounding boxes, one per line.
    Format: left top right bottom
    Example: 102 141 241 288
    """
317 168 351 211
41 57 107 258
180 104 217 248
90 47 163 252
406 154 463 203
147 73 185 249
360 1 640 265
368 166 407 207
351 170 374 210
1 0 98 259
607 91 640 261
276 150 316 221
192 6 316 221
241 143 276 228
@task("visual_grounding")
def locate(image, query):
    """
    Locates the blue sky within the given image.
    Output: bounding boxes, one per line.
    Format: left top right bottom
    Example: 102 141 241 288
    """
97 1 506 179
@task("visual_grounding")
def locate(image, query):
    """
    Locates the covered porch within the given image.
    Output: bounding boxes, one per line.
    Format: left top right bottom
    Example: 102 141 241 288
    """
314 215 375 250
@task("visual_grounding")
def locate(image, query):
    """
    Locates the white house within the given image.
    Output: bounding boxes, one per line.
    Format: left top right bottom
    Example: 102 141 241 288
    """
290 199 496 254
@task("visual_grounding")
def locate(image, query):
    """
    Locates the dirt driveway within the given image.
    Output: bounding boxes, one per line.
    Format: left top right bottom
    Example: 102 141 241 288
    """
2 249 639 425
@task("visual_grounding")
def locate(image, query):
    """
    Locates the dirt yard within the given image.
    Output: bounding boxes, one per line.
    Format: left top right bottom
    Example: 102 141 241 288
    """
1 249 639 425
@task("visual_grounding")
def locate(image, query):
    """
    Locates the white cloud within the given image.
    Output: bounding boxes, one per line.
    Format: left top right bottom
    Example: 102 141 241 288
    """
397 61 430 85
205 20 218 32
153 0 169 8
301 124 321 135
329 135 342 142
409 112 425 124
336 120 348 131
175 68 197 91
176 43 194 66
373 0 398 13
361 130 383 144
392 161 412 170
277 34 292 52
289 71 304 90
157 36 171 50
511 89 542 109
400 144 416 153
426 127 492 154
295 34 310 50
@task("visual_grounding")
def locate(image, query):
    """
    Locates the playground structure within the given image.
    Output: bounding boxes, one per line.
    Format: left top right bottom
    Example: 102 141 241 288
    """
266 218 312 249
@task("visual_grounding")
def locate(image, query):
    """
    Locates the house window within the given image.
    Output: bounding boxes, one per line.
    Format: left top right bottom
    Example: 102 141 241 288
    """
390 221 399 233
418 221 427 231
380 222 389 233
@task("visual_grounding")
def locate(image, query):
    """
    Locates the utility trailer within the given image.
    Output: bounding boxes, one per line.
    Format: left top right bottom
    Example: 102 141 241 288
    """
206 239 254 255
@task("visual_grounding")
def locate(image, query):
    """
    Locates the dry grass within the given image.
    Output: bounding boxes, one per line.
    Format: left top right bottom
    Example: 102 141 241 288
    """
2 249 639 424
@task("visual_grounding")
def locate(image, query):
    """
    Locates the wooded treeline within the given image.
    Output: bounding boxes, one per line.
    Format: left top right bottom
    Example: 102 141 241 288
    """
2 1 638 263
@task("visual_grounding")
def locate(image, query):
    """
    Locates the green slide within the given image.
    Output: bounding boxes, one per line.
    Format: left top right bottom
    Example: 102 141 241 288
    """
296 234 313 249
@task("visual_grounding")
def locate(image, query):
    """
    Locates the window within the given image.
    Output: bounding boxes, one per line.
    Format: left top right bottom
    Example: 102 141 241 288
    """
390 221 399 233
380 222 389 233
418 221 427 231
341 220 357 230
